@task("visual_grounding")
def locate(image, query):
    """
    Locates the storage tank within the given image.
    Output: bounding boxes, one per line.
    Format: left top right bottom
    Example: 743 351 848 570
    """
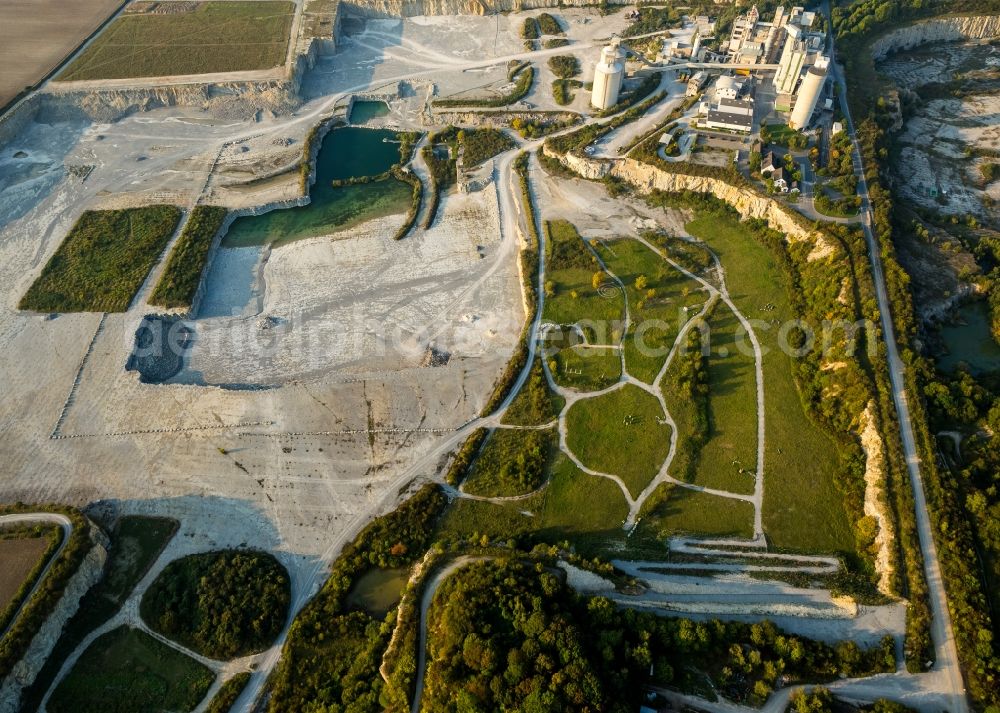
789 61 826 129
591 42 626 110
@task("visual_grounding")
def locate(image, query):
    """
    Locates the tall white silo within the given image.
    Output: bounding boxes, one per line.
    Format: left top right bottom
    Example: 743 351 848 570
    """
789 60 827 129
591 42 626 110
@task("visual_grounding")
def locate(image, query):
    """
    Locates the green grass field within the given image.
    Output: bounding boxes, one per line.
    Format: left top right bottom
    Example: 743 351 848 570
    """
438 453 628 551
685 215 854 553
595 238 708 384
59 1 294 81
542 220 624 344
551 345 621 391
19 206 181 313
48 627 214 713
565 384 670 498
501 357 564 426
686 304 758 495
636 485 755 542
462 428 556 498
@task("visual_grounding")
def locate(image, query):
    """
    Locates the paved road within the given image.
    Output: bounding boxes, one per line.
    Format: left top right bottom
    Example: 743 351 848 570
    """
0 512 74 641
825 4 969 711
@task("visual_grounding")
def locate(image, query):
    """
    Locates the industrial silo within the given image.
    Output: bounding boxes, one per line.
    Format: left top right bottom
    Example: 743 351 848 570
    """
789 60 827 130
591 42 626 110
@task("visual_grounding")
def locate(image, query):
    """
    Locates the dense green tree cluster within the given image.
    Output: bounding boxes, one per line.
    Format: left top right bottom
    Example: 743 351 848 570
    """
521 16 540 40
548 56 580 80
536 13 563 36
267 485 448 713
141 550 290 659
463 428 553 497
423 559 895 712
459 128 516 168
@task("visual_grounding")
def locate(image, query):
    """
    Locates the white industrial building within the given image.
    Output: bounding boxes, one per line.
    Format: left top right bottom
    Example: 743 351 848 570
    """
703 98 754 133
773 25 807 95
715 75 749 101
591 41 626 110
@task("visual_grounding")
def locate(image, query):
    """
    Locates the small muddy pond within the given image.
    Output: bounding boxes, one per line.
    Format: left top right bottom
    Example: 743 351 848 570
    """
345 567 410 617
350 100 390 124
222 127 411 249
937 301 1000 374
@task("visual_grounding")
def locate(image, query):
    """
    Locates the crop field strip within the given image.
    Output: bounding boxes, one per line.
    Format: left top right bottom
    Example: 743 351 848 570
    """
58 1 294 81
19 206 182 313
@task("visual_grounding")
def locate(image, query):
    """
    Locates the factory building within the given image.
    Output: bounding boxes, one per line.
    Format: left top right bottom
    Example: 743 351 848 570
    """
591 41 626 110
773 25 807 95
703 98 754 133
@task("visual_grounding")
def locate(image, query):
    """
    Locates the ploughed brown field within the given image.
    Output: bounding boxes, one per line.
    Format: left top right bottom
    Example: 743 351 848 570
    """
0 0 124 108
0 536 51 609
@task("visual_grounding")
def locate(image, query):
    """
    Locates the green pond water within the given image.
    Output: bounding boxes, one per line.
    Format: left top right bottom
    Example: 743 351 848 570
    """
223 127 410 248
937 301 1000 374
345 567 410 617
350 100 390 124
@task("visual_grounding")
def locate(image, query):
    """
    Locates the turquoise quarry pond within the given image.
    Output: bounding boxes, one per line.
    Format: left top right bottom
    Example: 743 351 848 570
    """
937 301 1000 374
349 100 390 124
222 126 410 248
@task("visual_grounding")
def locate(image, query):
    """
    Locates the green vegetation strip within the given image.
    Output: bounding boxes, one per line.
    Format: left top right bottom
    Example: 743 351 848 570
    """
421 126 459 229
141 550 290 659
206 672 252 713
433 64 535 108
267 484 447 712
20 206 182 313
48 626 215 713
501 356 565 426
0 524 62 633
149 205 228 309
59 1 295 81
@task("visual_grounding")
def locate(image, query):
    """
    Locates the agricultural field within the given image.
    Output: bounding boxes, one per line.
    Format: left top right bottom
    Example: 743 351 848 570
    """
58 1 294 81
48 626 215 713
149 205 227 309
0 0 123 107
19 206 181 313
0 526 59 612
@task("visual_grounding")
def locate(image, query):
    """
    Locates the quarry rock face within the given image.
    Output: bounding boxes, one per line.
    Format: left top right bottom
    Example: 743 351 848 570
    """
341 0 628 17
870 14 1000 60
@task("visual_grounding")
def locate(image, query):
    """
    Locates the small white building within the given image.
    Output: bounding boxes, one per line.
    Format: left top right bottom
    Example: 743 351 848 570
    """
715 75 748 101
